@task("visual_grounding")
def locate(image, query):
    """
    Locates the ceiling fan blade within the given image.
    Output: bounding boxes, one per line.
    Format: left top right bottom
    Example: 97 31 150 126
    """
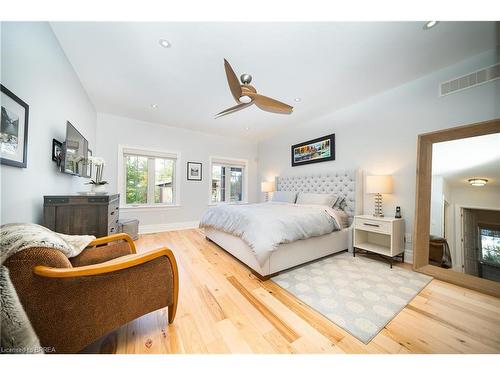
215 101 253 119
250 94 293 114
224 59 242 102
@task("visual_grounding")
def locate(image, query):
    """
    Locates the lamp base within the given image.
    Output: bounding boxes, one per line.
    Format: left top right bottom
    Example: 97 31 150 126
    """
373 193 384 217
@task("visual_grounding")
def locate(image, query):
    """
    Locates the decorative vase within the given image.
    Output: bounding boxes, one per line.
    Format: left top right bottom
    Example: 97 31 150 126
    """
93 184 107 194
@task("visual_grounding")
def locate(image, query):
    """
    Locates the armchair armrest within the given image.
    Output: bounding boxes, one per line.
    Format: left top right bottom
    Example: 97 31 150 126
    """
34 247 175 278
87 233 137 254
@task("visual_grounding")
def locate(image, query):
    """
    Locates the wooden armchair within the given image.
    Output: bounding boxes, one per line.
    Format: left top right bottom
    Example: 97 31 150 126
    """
4 233 179 354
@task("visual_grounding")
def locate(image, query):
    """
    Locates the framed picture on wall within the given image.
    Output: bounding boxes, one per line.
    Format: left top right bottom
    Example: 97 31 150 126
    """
291 133 335 167
1 84 29 168
187 162 202 181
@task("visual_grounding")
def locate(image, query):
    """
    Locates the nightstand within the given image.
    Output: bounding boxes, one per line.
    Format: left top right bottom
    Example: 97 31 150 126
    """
353 215 405 268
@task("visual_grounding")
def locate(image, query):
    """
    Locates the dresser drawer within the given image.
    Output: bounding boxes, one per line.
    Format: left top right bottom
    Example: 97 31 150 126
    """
354 217 391 234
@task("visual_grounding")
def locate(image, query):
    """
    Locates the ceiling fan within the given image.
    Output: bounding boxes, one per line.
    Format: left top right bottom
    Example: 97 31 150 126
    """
215 59 293 118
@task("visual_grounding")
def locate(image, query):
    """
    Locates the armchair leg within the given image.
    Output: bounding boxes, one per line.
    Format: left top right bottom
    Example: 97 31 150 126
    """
168 303 177 324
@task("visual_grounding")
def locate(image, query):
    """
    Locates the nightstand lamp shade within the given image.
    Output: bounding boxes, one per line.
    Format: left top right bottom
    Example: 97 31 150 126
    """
366 175 393 217
261 181 275 201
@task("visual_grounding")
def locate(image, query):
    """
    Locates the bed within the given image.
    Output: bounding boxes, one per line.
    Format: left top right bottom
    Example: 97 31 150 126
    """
201 170 363 279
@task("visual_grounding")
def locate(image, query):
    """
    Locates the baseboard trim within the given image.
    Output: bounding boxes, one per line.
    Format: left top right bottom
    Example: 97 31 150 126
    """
404 248 413 264
139 221 199 234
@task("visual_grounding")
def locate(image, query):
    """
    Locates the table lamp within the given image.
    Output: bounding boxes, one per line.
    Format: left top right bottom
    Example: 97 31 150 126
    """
366 175 393 217
261 181 274 202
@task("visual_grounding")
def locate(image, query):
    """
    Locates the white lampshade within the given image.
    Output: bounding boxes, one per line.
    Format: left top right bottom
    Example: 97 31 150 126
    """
261 181 275 193
366 175 393 194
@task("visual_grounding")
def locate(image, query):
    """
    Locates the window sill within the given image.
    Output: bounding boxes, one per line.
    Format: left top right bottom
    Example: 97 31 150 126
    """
120 204 182 212
208 201 249 206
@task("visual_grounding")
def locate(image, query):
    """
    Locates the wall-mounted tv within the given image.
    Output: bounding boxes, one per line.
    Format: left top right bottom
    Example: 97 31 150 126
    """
62 121 88 176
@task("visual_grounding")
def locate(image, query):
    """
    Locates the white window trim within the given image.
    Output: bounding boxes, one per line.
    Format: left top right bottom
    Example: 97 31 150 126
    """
208 155 248 206
117 144 181 209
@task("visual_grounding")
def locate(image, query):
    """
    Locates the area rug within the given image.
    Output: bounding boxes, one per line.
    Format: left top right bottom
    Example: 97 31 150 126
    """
272 252 432 344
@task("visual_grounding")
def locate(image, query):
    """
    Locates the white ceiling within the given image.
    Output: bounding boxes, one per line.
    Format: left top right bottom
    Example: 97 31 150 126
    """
50 22 497 141
432 133 500 188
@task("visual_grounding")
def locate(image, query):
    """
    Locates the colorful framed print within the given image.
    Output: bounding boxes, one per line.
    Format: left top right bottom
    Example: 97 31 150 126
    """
291 133 335 167
1 84 29 168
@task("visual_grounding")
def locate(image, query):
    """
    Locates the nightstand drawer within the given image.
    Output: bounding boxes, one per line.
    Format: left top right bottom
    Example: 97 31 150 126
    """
354 218 391 234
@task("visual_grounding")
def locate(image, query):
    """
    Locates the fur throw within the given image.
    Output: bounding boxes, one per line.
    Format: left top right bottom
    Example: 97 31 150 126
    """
0 223 95 354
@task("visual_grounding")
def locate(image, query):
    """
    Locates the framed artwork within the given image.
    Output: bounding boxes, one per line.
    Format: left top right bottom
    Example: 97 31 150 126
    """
291 133 335 167
1 84 29 168
187 161 202 181
52 138 63 166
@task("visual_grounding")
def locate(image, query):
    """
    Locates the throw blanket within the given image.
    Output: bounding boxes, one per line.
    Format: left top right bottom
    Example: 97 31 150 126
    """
200 202 342 265
0 223 95 354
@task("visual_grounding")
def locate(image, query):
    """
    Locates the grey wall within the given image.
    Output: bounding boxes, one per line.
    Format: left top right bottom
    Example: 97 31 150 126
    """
95 113 259 231
258 49 500 251
0 22 97 224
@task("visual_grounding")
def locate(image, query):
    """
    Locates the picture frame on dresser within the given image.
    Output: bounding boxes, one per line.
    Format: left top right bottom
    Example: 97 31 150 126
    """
1 84 29 168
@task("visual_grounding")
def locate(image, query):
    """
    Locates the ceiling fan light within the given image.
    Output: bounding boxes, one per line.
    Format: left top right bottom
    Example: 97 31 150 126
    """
239 95 252 104
468 178 488 187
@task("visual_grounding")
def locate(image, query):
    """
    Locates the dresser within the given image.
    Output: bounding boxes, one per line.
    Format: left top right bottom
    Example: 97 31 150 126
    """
353 215 405 267
43 194 120 237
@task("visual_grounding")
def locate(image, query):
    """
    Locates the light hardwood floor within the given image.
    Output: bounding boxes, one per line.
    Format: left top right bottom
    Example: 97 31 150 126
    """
82 229 500 354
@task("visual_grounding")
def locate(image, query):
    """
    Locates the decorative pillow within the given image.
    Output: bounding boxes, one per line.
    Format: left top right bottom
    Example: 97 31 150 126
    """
332 208 349 228
272 191 297 203
334 196 346 209
296 192 339 207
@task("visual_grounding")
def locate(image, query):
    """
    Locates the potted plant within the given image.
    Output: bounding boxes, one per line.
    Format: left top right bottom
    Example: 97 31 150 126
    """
86 156 108 194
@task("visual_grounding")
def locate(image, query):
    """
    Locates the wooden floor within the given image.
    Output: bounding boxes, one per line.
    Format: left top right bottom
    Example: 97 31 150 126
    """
83 229 500 354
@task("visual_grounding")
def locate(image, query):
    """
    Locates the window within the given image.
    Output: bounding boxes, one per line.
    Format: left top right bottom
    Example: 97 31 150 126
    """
479 225 500 266
119 146 179 207
210 157 247 204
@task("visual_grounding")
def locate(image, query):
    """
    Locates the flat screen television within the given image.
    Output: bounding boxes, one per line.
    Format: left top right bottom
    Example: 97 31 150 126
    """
63 121 88 176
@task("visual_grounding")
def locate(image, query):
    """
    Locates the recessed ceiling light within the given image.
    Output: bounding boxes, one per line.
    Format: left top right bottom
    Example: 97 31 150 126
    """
423 21 439 30
468 178 488 187
294 98 302 102
159 39 171 48
151 104 158 109
245 126 249 130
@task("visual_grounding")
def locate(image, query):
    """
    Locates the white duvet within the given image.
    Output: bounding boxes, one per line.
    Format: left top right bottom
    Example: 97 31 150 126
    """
199 202 344 265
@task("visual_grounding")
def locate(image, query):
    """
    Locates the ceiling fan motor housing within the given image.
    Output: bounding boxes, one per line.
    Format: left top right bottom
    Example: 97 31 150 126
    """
240 74 252 84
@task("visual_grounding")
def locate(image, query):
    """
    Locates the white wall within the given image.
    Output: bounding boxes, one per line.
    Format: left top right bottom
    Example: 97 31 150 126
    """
95 113 258 232
258 49 500 251
0 22 96 224
430 175 451 237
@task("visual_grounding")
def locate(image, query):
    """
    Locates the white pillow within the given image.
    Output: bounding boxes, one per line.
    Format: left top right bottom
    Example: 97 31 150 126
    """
296 192 339 207
272 191 297 203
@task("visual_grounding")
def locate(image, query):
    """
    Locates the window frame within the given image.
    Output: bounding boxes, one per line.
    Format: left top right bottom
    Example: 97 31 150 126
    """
118 145 181 209
208 156 248 205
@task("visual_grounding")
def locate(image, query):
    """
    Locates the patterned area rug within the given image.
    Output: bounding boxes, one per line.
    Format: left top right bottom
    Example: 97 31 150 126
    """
272 252 432 344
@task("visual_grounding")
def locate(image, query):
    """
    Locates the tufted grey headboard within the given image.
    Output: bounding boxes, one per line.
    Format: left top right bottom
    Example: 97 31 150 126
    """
275 169 363 224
